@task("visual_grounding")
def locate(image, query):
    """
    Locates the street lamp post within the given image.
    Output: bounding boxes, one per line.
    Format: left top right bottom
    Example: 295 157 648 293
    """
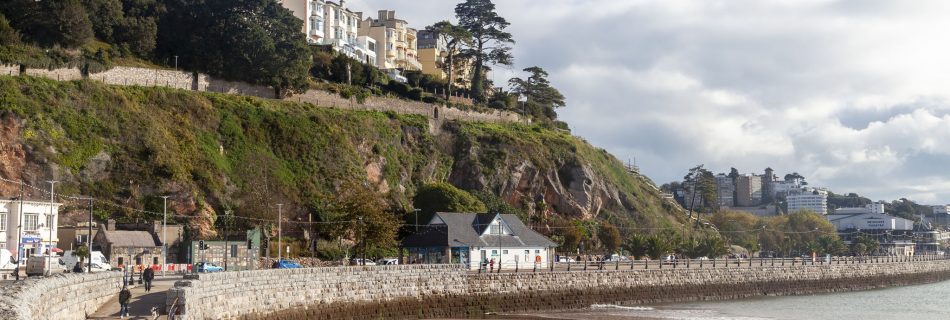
358 216 364 266
276 204 283 262
161 195 169 276
224 210 231 271
45 180 57 276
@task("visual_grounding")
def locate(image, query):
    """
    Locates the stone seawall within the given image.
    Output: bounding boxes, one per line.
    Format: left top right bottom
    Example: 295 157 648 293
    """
0 271 123 320
171 260 950 320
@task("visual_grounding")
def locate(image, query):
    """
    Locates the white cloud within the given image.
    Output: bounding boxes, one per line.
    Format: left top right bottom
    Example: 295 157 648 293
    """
345 0 950 203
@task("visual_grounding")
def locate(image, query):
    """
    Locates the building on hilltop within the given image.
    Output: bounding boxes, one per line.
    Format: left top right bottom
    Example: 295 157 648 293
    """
1 199 62 260
279 0 376 64
736 174 763 207
714 174 735 208
417 29 447 80
401 213 557 270
786 188 828 215
359 10 422 71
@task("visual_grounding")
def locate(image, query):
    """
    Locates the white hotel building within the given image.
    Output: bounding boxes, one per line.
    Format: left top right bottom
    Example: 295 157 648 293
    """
1 199 62 260
786 188 828 215
280 0 377 65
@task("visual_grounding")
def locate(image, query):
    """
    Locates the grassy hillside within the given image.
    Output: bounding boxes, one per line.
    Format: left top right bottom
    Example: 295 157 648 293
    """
0 75 693 248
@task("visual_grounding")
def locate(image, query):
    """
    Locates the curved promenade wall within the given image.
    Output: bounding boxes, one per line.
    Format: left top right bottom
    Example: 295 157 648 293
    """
0 271 123 320
171 260 950 319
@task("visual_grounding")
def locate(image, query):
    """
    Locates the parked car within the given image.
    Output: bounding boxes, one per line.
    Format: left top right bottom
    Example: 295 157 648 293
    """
196 262 223 273
557 256 575 263
605 254 630 262
377 258 399 265
272 259 303 269
350 258 376 266
662 255 678 264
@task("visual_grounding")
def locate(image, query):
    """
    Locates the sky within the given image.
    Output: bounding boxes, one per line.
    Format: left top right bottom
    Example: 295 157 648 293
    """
349 0 950 204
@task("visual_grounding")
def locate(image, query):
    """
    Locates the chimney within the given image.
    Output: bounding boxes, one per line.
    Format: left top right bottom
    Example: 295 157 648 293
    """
153 220 162 235
378 10 387 20
107 219 116 231
340 0 346 9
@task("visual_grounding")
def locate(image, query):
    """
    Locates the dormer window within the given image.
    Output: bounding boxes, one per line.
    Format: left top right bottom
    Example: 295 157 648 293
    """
490 224 502 235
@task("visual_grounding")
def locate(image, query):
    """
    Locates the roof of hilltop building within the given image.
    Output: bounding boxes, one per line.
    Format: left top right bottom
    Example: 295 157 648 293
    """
402 212 557 248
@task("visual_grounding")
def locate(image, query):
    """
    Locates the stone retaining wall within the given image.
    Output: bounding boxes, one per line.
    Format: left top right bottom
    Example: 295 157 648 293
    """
170 260 950 320
9 65 518 123
0 271 123 320
288 90 521 123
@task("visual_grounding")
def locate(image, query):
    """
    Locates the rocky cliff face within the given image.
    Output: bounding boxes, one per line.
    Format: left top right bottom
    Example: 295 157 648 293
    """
0 76 685 239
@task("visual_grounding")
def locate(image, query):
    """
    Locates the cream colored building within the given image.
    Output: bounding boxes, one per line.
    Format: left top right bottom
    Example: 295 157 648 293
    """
359 10 422 71
417 29 447 79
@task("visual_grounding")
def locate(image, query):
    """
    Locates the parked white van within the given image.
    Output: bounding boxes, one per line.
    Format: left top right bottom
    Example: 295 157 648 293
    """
60 251 111 272
0 249 16 270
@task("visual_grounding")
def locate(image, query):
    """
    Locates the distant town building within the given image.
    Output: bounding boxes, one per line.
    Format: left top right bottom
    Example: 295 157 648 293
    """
786 188 828 215
770 180 800 198
834 203 885 215
401 213 556 269
761 167 776 201
736 174 763 207
827 212 916 256
1 199 62 260
714 174 735 208
933 205 950 215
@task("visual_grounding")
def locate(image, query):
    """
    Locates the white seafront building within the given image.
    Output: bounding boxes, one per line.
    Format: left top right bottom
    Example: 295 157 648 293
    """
1 199 62 260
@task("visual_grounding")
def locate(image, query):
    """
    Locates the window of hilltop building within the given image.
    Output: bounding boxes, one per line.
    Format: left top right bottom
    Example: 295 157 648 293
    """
24 214 38 231
46 215 54 231
502 250 508 254
231 245 238 258
0 213 5 231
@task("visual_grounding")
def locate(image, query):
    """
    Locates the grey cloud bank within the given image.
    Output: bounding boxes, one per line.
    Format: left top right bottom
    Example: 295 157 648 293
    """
352 0 950 204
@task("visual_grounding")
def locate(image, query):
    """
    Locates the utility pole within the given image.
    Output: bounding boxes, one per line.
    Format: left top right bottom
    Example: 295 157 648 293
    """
413 208 421 232
161 196 170 276
45 180 57 276
276 204 283 262
13 179 24 281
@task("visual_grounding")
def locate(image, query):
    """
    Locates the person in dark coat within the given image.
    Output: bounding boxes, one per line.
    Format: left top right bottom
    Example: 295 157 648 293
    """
119 286 131 318
142 267 155 292
72 262 83 273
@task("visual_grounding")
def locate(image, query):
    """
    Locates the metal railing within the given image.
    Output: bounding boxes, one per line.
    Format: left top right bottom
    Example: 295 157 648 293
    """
470 254 950 274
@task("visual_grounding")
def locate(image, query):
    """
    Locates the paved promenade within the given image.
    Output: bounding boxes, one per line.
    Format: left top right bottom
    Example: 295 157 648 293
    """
88 276 177 320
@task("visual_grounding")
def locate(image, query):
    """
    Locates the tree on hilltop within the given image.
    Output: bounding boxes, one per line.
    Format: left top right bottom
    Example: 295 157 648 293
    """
157 0 310 95
455 0 514 103
426 20 472 100
508 66 566 123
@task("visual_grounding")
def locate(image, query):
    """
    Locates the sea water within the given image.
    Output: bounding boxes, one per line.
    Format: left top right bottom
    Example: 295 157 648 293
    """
519 279 950 320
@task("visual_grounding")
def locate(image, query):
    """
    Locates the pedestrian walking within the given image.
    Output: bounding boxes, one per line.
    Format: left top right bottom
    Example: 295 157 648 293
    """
143 267 155 292
72 262 83 273
489 258 495 272
119 286 131 318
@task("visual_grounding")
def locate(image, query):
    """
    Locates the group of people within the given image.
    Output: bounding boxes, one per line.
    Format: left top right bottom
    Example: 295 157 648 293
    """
117 266 156 318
